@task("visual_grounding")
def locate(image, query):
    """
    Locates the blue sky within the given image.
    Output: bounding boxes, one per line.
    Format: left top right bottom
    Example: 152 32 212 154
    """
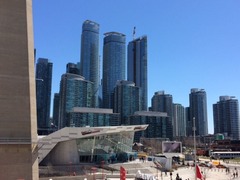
33 0 240 134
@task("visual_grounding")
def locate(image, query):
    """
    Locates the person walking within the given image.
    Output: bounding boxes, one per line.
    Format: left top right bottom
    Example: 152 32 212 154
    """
176 173 180 180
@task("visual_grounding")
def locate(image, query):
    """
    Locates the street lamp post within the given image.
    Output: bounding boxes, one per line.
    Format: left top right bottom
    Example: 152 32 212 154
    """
69 161 72 176
101 160 104 180
91 136 96 162
193 117 197 180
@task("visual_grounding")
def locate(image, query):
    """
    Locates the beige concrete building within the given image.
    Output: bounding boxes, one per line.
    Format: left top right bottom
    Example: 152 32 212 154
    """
0 0 39 179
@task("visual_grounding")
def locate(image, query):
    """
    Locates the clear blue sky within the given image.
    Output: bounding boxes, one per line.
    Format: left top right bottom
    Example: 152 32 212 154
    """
33 0 240 134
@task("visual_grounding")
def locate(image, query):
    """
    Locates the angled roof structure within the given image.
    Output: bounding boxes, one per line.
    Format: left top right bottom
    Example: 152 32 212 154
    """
38 125 148 164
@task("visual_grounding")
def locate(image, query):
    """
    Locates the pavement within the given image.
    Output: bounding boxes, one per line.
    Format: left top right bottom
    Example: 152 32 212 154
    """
39 159 240 180
156 166 240 180
106 166 240 180
106 159 240 180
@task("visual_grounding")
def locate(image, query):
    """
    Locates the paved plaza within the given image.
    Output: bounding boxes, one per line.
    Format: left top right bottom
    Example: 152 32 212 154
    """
107 159 240 180
156 166 240 180
39 159 240 180
106 166 240 180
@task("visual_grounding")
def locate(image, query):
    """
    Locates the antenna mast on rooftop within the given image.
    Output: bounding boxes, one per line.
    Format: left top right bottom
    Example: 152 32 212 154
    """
133 26 136 40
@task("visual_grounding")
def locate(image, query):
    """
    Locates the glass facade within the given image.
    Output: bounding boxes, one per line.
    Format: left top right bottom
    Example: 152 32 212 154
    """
52 93 60 127
151 91 173 138
213 96 240 140
69 108 120 127
102 32 126 109
151 91 173 115
36 58 52 128
59 73 94 128
189 88 208 136
76 132 135 163
185 107 192 136
128 36 148 111
113 80 141 125
173 103 186 137
38 126 147 165
80 20 100 107
66 62 80 75
129 111 172 142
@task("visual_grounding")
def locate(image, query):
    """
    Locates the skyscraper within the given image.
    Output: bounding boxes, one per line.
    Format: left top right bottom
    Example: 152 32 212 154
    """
36 58 53 129
213 96 240 140
173 103 186 137
189 88 208 136
128 36 148 110
0 0 38 179
58 73 94 129
102 32 126 108
185 107 191 136
53 93 60 127
151 91 173 117
151 91 173 139
113 80 141 125
80 20 100 107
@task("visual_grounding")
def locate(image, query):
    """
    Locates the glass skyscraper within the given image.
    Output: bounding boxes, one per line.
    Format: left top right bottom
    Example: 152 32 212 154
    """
52 93 60 128
113 80 141 125
151 91 173 138
189 88 208 136
36 58 52 129
213 96 240 140
128 36 148 110
102 32 126 109
58 73 94 129
185 107 191 136
173 103 186 137
151 91 173 115
80 20 100 107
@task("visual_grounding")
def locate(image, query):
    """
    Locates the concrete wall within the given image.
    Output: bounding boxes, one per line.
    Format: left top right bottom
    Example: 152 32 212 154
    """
46 140 79 165
0 0 38 179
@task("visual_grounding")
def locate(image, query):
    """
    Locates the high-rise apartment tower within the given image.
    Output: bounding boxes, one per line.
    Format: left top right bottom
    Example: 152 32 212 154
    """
128 36 148 110
151 91 173 115
151 91 173 139
173 103 186 137
113 80 141 125
58 73 94 128
36 58 53 129
189 88 208 136
102 32 126 108
80 20 100 107
53 93 60 128
213 96 240 140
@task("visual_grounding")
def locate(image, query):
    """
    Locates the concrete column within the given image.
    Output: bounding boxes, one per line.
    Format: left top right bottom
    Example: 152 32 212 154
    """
0 0 39 179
